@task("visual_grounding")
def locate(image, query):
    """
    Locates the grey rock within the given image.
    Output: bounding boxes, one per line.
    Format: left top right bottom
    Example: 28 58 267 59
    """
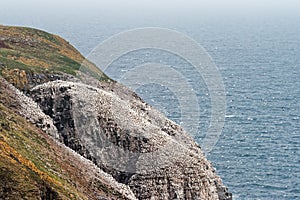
0 77 59 139
0 76 137 200
30 80 232 200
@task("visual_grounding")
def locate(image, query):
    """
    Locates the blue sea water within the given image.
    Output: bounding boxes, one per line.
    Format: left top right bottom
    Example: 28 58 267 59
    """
97 19 300 199
1 12 300 199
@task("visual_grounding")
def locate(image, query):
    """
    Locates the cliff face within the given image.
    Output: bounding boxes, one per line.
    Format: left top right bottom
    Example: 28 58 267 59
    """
0 25 231 200
29 80 231 200
0 77 137 200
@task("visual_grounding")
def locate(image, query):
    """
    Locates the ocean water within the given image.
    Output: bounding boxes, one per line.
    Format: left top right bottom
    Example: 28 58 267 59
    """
98 20 300 199
1 14 300 199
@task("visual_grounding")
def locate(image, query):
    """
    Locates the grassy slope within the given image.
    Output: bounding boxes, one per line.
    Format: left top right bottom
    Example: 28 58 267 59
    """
0 104 74 199
0 25 110 82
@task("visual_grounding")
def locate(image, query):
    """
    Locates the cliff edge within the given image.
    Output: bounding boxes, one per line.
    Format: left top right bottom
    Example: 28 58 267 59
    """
0 25 231 200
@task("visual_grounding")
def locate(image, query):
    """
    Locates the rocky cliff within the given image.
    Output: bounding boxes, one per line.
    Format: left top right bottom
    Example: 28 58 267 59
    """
0 25 231 200
0 77 137 200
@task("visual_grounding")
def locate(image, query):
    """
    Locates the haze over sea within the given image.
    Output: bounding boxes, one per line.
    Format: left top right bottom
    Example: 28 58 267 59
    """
1 1 299 199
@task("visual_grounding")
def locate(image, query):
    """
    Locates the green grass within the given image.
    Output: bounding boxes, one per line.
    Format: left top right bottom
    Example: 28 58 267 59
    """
0 57 37 72
0 24 112 89
22 27 61 45
0 104 79 199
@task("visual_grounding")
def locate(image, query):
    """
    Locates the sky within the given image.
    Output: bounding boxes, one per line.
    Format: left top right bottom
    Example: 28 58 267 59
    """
1 0 300 19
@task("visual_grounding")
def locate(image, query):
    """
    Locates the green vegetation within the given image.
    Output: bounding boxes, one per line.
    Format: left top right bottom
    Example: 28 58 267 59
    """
0 25 111 85
0 103 81 199
23 27 61 45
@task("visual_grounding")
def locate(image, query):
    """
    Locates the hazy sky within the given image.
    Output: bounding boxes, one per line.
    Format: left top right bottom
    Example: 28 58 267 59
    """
1 0 299 43
1 0 300 18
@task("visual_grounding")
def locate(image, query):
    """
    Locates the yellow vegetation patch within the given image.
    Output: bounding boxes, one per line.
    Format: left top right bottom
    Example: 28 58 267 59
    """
2 68 28 89
52 35 84 63
18 56 50 68
59 48 83 64
0 139 62 188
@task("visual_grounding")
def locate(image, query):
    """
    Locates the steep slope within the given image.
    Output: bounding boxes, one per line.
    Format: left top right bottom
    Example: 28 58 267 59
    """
0 77 137 200
0 25 231 200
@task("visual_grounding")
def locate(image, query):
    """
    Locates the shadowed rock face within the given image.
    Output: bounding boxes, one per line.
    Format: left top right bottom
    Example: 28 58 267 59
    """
30 80 232 200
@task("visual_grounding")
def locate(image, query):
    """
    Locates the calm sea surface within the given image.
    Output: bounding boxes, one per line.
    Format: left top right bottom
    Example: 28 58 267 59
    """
2 14 300 199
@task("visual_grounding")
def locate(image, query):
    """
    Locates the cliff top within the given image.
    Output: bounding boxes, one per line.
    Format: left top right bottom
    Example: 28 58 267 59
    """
0 25 109 85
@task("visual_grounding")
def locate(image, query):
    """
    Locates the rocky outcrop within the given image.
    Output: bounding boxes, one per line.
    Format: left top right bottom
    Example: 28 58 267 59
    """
0 66 80 91
0 76 58 139
0 77 137 200
30 80 232 200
